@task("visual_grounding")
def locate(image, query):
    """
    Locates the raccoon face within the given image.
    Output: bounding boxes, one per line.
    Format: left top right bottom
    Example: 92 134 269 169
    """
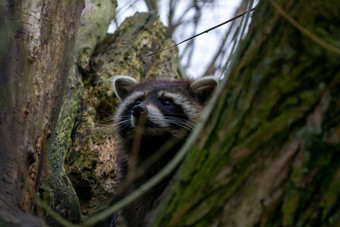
112 75 217 139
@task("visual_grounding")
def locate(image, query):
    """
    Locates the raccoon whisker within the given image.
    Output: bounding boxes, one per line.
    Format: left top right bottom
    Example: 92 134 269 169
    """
145 115 193 130
118 138 130 146
173 123 195 131
114 120 132 132
163 116 195 129
114 119 131 126
166 118 193 126
166 120 195 131
119 136 130 144
167 118 195 127
120 124 132 131
166 120 194 129
116 122 132 132
145 116 168 128
172 123 194 131
94 118 131 132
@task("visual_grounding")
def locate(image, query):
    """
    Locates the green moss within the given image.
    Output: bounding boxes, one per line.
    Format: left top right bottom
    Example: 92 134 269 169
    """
43 67 83 223
63 12 183 219
151 0 340 226
76 0 117 70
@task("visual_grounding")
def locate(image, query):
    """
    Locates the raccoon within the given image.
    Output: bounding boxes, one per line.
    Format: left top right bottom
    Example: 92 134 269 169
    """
112 75 217 227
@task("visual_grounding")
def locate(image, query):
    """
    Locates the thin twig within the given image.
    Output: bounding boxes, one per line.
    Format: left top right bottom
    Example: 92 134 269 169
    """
147 7 257 57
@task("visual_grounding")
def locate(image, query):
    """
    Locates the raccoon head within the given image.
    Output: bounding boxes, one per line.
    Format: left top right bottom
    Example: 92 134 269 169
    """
112 75 217 139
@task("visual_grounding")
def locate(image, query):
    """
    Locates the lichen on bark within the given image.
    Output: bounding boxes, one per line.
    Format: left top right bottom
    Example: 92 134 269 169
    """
64 12 181 218
0 0 85 226
40 0 117 224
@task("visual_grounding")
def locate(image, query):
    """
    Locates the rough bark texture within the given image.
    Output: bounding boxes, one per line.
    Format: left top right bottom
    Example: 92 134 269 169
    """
42 0 117 224
0 0 180 225
0 0 120 225
151 1 340 226
0 0 85 226
3 0 338 226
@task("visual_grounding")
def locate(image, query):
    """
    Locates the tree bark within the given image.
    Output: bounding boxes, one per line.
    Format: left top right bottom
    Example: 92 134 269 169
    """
1 0 180 225
151 0 340 226
2 0 339 226
43 0 117 224
0 0 84 225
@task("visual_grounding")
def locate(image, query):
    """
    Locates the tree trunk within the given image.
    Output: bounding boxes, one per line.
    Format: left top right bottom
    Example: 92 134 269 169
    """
151 0 340 226
1 0 181 225
0 0 118 225
0 0 84 225
2 0 339 226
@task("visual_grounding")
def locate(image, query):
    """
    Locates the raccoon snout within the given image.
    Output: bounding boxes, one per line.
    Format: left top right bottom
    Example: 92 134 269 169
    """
131 104 148 118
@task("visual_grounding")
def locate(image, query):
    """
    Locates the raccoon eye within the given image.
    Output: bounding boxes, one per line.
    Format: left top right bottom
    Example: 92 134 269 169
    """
160 97 173 107
135 98 143 105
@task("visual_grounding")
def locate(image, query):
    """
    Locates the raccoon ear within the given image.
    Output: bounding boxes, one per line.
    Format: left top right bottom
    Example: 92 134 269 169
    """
190 76 218 105
112 75 138 101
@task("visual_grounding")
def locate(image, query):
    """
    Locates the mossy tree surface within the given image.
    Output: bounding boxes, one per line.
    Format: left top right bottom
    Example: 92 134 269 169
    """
151 1 340 226
0 0 120 225
0 0 84 226
2 0 338 226
43 0 117 224
64 12 180 219
0 0 180 224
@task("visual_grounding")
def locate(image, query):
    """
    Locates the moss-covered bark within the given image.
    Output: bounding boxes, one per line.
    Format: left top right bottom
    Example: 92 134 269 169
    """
5 0 337 226
41 0 117 225
64 12 181 218
0 0 85 226
0 0 180 225
151 0 340 226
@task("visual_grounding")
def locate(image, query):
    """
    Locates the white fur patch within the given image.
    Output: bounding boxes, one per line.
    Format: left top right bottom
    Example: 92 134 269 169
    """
146 104 169 128
130 104 169 128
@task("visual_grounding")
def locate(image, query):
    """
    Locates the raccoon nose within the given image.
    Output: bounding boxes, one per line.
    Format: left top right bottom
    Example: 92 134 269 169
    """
131 105 148 117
